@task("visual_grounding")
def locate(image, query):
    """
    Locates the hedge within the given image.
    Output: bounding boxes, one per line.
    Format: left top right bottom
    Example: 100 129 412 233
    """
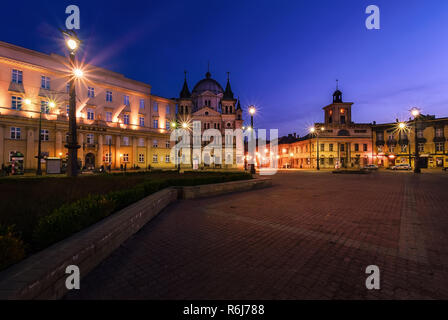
0 225 25 270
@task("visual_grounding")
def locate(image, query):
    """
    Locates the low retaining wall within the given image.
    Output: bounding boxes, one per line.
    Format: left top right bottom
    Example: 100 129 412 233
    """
180 177 272 199
0 177 271 300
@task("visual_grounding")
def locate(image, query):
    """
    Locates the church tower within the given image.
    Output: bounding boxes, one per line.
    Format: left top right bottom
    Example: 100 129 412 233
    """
178 71 193 117
323 82 353 125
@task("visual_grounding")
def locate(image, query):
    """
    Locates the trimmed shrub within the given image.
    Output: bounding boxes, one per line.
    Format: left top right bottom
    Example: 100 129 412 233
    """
0 225 26 270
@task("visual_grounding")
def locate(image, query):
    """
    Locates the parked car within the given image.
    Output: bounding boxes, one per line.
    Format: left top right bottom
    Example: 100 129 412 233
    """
391 164 412 170
363 164 379 170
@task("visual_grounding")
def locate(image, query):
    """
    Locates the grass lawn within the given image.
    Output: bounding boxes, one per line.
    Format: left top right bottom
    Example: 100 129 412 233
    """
0 170 251 270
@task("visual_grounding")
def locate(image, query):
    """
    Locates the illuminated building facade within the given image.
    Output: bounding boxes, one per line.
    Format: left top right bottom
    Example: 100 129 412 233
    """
0 41 176 171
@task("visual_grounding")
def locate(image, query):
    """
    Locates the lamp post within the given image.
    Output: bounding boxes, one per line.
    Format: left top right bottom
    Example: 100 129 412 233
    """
249 106 256 174
310 126 325 170
411 108 421 173
62 30 82 177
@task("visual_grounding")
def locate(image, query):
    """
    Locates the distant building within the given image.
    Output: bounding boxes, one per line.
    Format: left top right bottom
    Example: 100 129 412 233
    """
372 115 448 169
176 70 244 169
277 88 373 169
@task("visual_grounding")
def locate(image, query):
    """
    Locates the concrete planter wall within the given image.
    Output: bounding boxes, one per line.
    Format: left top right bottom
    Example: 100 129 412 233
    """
0 177 271 300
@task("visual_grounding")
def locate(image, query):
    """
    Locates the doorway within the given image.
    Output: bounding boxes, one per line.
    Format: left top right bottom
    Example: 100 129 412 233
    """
85 153 95 170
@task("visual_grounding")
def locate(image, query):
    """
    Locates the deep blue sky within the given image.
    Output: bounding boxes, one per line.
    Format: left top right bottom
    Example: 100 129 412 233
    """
2 0 448 136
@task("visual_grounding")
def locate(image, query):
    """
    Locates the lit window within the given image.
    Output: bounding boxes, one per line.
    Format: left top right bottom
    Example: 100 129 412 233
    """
41 129 49 141
123 95 130 106
11 96 22 110
123 114 130 124
165 141 170 148
12 69 23 84
40 101 50 114
41 76 50 90
436 142 444 152
153 119 159 128
10 127 21 139
140 99 145 109
87 87 95 98
165 155 170 163
401 145 407 153
153 139 158 148
106 91 113 102
152 154 158 163
105 153 112 163
436 128 444 138
139 116 145 127
106 111 112 122
87 108 95 120
122 154 129 162
138 154 145 163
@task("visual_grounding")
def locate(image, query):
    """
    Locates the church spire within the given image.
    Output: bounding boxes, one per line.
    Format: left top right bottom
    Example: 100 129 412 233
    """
179 70 191 99
223 72 234 100
236 96 242 110
205 61 211 79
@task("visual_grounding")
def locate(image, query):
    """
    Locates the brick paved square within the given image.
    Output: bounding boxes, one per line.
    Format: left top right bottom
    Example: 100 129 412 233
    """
66 171 448 299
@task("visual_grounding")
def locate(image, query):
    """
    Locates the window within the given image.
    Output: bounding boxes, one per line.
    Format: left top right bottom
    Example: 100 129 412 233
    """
41 129 49 141
166 105 170 114
165 155 170 163
417 130 424 139
436 128 444 138
87 108 95 120
436 142 444 152
123 95 130 106
106 111 112 122
123 114 130 125
166 120 170 130
66 105 70 116
40 101 49 114
139 116 145 127
10 127 21 139
390 146 395 153
354 144 359 152
105 153 112 164
329 157 334 165
401 144 408 153
363 144 368 152
320 157 324 165
66 83 70 93
377 132 384 141
106 91 113 102
165 141 170 148
153 139 158 148
153 119 159 129
152 154 158 163
87 87 95 98
139 99 145 109
123 136 130 146
340 115 346 124
86 134 94 144
11 96 22 110
340 144 345 152
12 69 23 84
418 143 424 152
105 135 112 145
41 76 50 89
329 144 334 152
153 102 158 112
122 154 129 162
138 138 145 147
320 144 325 152
138 154 145 163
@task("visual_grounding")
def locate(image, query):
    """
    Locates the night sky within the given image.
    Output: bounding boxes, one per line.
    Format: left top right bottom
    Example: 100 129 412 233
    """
2 0 448 136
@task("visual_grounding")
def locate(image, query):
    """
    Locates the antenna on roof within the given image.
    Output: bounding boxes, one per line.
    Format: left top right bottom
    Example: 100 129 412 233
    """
336 79 339 90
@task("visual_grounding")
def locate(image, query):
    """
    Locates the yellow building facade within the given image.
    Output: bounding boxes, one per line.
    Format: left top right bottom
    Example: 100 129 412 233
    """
0 41 176 171
372 115 448 169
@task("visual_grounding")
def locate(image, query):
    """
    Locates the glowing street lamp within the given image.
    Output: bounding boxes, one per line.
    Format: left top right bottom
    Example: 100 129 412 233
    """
62 29 82 177
248 105 256 174
411 107 421 173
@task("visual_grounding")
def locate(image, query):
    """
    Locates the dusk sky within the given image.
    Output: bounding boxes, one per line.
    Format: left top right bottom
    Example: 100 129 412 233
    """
2 0 448 136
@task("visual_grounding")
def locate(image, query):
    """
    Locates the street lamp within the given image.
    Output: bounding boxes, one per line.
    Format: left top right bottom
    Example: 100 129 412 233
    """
410 107 421 173
25 99 55 176
248 105 256 174
62 29 82 177
310 126 325 170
